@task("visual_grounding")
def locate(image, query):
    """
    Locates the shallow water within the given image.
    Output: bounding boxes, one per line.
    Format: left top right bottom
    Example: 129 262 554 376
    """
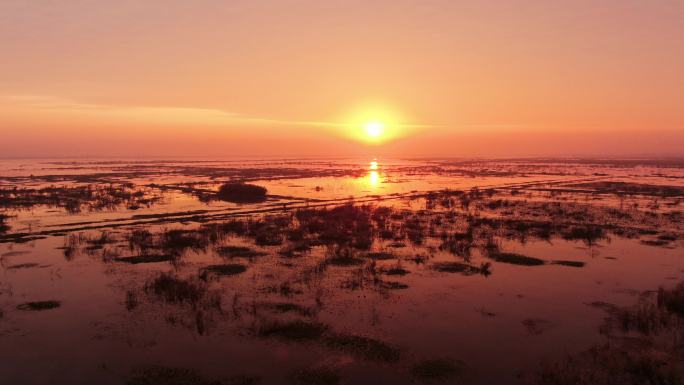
0 158 683 384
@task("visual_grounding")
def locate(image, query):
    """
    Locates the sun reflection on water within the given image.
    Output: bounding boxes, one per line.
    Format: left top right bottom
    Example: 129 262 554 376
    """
366 160 381 188
368 170 380 186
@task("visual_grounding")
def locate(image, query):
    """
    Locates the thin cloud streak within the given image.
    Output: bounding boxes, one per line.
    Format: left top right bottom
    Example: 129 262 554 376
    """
0 94 445 130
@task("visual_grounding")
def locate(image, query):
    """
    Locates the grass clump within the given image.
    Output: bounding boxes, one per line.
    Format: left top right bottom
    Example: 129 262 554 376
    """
254 228 284 246
116 254 174 264
552 260 586 268
328 256 365 266
295 204 374 249
532 344 684 385
216 183 267 203
410 359 463 382
491 252 545 266
200 264 248 278
144 273 206 305
6 263 41 269
532 280 684 385
216 246 266 259
378 280 409 290
16 300 61 311
324 334 401 362
0 213 9 233
658 282 684 317
382 266 410 276
432 262 489 276
641 239 673 247
366 251 395 260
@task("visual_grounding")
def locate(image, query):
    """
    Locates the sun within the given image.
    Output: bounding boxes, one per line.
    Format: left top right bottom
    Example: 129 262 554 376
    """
337 104 410 144
364 121 385 138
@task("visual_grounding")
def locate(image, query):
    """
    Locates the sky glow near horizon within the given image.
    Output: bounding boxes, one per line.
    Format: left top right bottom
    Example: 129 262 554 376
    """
0 0 683 158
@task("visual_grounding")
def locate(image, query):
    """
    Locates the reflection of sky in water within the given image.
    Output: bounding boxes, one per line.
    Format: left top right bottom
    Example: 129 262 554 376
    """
366 160 381 188
1 158 684 385
4 157 683 232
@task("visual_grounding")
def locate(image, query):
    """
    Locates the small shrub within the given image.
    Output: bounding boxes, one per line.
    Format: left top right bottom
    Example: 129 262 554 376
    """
217 183 267 203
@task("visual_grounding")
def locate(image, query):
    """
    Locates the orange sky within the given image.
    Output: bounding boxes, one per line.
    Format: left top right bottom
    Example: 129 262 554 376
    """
1 1 683 158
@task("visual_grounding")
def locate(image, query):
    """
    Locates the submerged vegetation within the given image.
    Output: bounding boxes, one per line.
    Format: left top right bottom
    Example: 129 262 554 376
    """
490 252 545 266
531 281 684 385
570 181 684 198
0 213 9 233
0 184 164 213
16 300 61 311
144 273 215 307
1 159 683 385
200 263 248 278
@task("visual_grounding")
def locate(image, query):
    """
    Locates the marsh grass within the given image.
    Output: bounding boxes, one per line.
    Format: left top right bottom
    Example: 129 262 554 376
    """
6 262 41 269
378 280 409 290
116 254 174 264
571 181 684 198
381 265 410 276
326 245 365 266
200 264 248 279
16 300 61 311
366 251 395 260
162 229 210 256
491 252 545 266
145 273 212 307
0 184 163 213
0 213 9 233
533 344 684 385
552 260 586 268
216 246 266 259
561 225 606 246
658 283 684 317
278 242 312 258
295 204 374 249
641 239 674 247
328 257 365 266
432 262 489 276
533 281 684 384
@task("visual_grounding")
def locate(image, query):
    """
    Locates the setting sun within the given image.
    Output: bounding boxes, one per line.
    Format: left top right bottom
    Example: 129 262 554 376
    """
364 121 384 138
337 104 410 145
